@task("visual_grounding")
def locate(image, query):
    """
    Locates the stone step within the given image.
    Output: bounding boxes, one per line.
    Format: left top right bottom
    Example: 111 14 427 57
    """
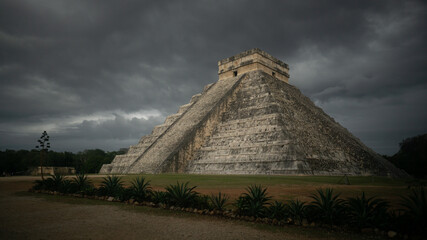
128 74 244 173
177 103 193 114
214 113 282 129
198 146 290 156
222 103 281 120
164 113 183 125
199 141 291 151
137 136 155 144
188 160 312 174
193 153 296 162
203 83 214 92
152 125 170 136
211 124 283 136
205 133 287 146
190 93 202 103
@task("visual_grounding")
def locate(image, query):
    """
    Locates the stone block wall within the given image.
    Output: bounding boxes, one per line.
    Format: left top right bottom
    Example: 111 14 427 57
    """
100 49 407 177
218 48 289 82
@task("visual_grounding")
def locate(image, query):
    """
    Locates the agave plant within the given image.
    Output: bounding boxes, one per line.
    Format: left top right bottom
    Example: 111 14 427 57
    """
151 190 168 204
209 192 229 211
59 179 75 194
118 187 134 202
266 201 287 220
194 194 211 210
73 174 93 193
309 188 345 225
99 175 124 197
165 181 198 208
346 192 390 229
234 185 271 217
130 176 152 202
400 187 427 233
287 199 306 225
44 173 65 191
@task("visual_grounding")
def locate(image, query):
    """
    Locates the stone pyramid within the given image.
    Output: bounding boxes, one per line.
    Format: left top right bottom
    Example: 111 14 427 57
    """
100 48 405 177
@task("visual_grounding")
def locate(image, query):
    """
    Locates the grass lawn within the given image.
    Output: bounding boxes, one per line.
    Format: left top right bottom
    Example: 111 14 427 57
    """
88 174 411 206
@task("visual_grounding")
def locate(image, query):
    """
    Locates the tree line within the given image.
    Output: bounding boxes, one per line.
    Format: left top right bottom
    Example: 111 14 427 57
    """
384 133 427 179
0 149 126 175
1 133 425 177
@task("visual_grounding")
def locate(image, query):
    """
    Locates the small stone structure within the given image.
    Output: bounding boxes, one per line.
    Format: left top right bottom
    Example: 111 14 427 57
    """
30 166 76 176
218 48 289 82
100 49 406 177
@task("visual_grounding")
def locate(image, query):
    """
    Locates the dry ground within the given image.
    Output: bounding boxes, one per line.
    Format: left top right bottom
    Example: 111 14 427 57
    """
0 176 388 240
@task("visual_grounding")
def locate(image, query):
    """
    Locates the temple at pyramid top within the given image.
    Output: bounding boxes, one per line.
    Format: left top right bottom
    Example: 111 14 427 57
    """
218 48 290 82
100 48 407 177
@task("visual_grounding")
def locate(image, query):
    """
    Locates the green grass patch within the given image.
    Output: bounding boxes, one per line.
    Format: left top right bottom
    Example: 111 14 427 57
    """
85 174 410 205
114 174 407 188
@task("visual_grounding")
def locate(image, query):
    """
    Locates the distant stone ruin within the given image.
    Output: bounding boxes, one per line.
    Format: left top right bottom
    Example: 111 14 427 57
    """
100 48 406 177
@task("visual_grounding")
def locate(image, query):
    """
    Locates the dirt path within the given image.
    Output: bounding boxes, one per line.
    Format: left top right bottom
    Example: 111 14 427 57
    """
0 177 378 240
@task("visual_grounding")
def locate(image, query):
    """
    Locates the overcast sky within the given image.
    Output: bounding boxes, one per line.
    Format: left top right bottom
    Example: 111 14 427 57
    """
1 0 426 155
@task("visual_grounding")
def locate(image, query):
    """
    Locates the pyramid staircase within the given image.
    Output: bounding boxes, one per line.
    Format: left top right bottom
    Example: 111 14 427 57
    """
100 49 406 177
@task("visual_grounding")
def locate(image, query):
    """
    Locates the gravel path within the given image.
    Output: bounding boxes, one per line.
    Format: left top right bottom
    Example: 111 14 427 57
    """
0 177 375 240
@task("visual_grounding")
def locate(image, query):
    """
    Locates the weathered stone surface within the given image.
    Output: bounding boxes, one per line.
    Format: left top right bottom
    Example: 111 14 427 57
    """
100 49 406 177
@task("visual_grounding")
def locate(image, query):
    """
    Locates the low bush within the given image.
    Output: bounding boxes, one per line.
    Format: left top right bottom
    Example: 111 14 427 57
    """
209 192 229 211
99 175 123 198
73 174 93 194
266 201 287 220
287 199 306 225
165 181 198 208
235 185 271 218
118 187 133 202
345 192 389 229
29 176 426 237
309 188 345 225
151 190 168 204
400 187 427 235
59 179 75 194
130 176 152 202
194 194 211 210
44 173 65 192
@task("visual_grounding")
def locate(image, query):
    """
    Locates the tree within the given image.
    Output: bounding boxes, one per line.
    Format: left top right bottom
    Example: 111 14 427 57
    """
35 131 50 180
388 134 427 178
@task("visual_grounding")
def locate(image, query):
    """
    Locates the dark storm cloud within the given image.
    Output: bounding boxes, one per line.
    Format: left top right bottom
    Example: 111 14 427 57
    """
0 0 426 154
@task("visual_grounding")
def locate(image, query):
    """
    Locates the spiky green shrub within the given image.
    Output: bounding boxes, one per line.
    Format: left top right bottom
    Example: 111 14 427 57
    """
31 174 68 192
387 210 410 235
346 192 390 229
99 175 124 197
73 174 93 193
44 173 65 192
400 187 427 234
59 179 76 194
209 192 229 211
194 194 211 210
287 199 306 225
151 190 168 204
234 185 271 217
118 187 133 202
309 188 345 225
165 182 198 208
266 201 287 220
130 176 152 202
